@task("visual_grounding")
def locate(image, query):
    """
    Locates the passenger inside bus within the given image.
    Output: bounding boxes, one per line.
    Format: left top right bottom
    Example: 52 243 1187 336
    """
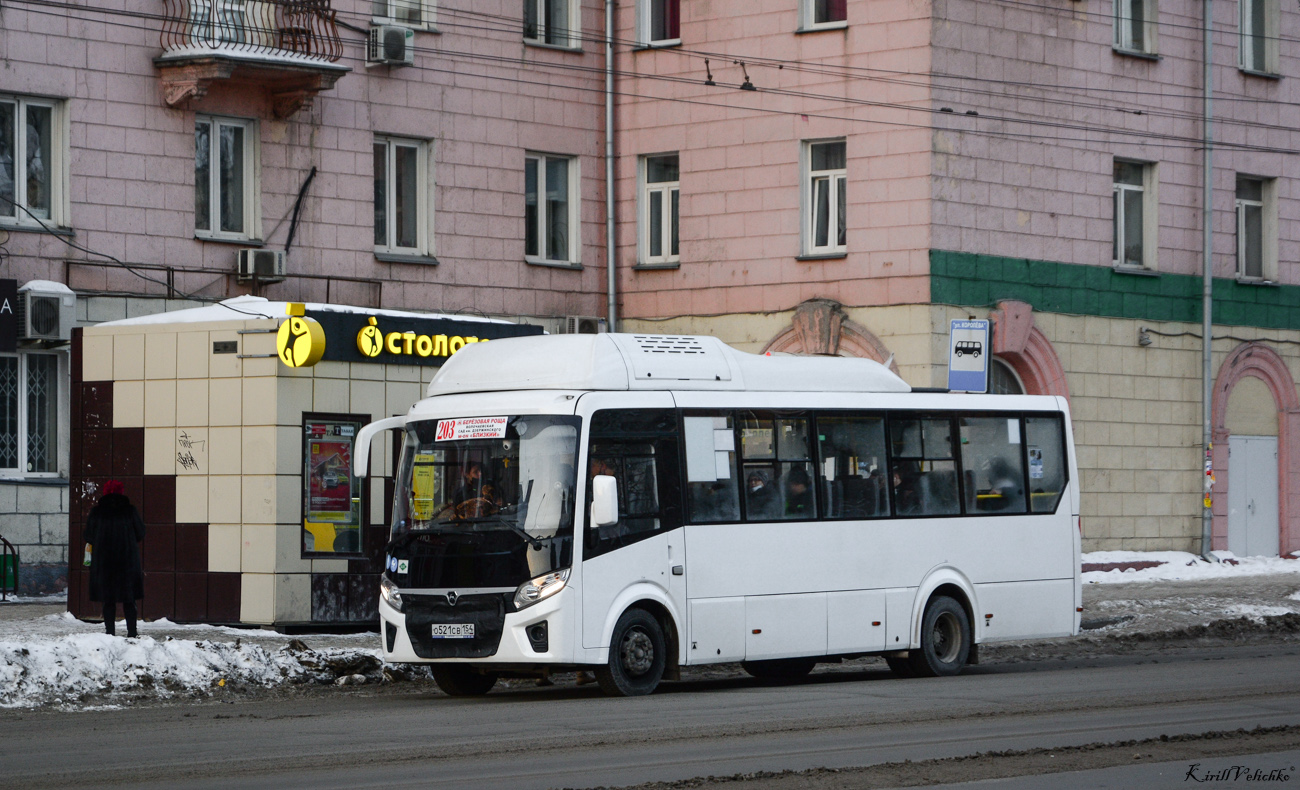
745 470 780 520
784 467 814 518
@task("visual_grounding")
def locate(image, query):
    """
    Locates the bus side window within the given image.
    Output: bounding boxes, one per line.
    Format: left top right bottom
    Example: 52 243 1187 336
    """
1025 415 1067 513
889 417 961 517
959 416 1028 514
740 413 816 521
684 414 740 523
816 414 888 518
586 409 682 558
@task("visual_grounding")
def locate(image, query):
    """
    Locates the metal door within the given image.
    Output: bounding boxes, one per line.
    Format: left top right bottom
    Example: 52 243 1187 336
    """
1227 435 1279 557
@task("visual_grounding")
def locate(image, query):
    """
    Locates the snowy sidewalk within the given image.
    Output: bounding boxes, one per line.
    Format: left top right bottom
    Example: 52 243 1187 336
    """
3 551 1300 710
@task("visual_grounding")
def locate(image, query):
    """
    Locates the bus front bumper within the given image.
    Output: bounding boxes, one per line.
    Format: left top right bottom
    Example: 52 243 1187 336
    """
378 589 572 665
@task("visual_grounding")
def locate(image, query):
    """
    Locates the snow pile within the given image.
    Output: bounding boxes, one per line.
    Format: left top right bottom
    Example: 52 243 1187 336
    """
1223 604 1296 622
1083 551 1300 584
0 615 383 709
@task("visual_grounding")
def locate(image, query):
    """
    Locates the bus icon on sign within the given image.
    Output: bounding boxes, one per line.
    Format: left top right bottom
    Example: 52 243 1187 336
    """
954 340 983 358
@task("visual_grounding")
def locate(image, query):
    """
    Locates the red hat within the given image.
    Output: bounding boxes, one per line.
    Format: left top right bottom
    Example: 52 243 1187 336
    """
102 480 126 496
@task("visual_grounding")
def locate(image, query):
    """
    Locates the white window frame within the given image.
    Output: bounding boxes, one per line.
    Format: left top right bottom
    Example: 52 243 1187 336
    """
194 115 260 242
0 94 69 229
637 0 681 46
524 0 579 48
1239 0 1279 73
371 0 435 29
374 135 433 257
1113 0 1156 54
1112 159 1157 271
800 0 848 31
0 350 66 479
639 153 680 266
1235 175 1277 281
802 139 847 256
525 152 580 266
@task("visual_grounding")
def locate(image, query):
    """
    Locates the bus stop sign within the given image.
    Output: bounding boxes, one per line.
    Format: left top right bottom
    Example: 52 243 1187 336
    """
947 319 989 393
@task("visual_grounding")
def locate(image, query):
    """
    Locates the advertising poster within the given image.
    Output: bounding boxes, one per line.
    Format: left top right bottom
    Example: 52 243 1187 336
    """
308 438 353 521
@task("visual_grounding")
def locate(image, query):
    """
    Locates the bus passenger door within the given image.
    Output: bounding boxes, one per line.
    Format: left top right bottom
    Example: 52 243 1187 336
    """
577 395 688 652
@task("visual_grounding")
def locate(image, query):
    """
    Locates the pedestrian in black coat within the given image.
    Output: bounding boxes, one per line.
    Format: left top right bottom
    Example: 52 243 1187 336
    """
84 481 146 637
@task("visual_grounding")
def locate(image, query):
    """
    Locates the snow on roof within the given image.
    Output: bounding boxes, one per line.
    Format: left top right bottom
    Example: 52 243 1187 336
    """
93 295 513 327
428 333 911 396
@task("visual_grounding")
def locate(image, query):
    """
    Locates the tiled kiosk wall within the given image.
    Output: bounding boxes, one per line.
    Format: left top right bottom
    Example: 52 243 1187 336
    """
69 321 424 626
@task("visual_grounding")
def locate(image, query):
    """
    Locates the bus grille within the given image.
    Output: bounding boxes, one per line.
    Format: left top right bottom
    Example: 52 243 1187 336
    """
401 593 507 659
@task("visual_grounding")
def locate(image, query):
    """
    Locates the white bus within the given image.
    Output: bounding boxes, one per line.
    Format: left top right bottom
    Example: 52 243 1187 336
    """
355 334 1081 697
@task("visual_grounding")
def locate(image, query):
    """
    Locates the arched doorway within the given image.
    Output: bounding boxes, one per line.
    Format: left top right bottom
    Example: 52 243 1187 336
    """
1211 343 1299 557
988 301 1070 399
762 299 898 371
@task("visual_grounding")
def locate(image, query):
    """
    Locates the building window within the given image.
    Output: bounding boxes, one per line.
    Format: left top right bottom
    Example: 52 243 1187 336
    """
1239 0 1278 73
804 140 847 255
524 0 577 47
1113 0 1154 52
301 414 367 557
372 0 431 27
801 0 847 28
1112 159 1155 270
0 352 60 475
525 153 577 264
195 116 257 240
0 95 65 227
641 154 679 265
990 358 1024 395
1236 176 1275 280
374 136 430 256
638 0 680 44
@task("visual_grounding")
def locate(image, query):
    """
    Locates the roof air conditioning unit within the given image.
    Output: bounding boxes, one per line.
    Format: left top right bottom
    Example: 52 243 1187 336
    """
17 280 75 344
237 248 287 283
564 315 607 335
367 25 415 66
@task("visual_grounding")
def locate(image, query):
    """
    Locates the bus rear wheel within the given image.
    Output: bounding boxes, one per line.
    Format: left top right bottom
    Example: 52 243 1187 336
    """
907 595 971 677
431 665 499 696
595 608 666 697
741 658 817 682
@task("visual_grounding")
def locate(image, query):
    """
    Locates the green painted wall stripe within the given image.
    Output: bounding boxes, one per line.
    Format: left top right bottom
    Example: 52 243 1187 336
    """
930 250 1300 330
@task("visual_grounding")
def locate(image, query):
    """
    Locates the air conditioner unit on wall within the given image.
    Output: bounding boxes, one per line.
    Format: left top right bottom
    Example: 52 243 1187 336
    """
367 25 415 66
237 248 287 283
16 281 75 344
564 316 608 335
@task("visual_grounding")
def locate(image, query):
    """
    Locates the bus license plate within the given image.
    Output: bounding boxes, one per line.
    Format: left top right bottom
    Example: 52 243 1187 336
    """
431 624 474 639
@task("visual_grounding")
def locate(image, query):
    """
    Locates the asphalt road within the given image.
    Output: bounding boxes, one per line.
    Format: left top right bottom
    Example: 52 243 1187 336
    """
3 642 1299 790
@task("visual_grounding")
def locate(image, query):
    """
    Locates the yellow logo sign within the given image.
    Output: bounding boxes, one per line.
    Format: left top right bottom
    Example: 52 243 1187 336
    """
355 316 487 361
277 313 326 368
357 317 384 358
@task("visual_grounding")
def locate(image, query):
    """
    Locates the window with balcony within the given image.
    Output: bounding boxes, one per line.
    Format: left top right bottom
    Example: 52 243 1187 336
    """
803 140 847 256
1113 0 1156 54
524 0 578 48
525 153 578 265
1112 159 1156 270
0 352 60 476
638 0 680 45
800 0 847 30
195 116 259 241
1236 175 1276 281
641 154 679 266
0 96 66 229
374 136 431 257
1239 0 1278 74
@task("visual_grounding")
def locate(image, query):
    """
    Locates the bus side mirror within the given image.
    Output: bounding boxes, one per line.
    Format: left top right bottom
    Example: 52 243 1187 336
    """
591 475 619 527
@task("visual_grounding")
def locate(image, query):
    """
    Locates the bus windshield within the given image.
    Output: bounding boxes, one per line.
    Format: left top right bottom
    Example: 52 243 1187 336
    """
392 415 581 557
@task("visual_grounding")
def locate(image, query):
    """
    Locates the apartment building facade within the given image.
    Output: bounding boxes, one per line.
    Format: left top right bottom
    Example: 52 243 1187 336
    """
613 0 1300 557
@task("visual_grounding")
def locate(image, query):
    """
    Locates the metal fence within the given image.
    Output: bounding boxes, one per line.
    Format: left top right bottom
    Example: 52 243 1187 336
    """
160 0 344 62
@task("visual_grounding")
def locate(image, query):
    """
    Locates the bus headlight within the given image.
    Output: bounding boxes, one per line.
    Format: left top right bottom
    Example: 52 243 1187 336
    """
514 568 570 610
380 576 403 612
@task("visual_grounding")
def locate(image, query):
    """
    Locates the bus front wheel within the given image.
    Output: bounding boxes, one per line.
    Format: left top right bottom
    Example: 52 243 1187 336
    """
908 595 971 677
595 608 666 697
431 665 498 696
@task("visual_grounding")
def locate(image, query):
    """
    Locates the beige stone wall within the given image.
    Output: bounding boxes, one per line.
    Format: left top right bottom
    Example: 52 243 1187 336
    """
83 318 430 624
624 308 1300 553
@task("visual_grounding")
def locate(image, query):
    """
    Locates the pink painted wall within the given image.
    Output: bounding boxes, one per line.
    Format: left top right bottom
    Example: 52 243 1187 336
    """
614 0 935 319
928 0 1300 283
0 0 609 318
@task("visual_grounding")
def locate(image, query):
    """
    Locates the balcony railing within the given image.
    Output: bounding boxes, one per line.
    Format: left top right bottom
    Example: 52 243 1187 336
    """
160 0 343 63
